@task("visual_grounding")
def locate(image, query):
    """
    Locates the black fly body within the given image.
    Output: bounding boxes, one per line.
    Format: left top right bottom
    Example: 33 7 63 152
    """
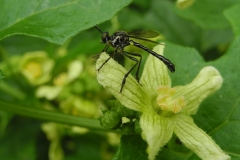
95 25 175 93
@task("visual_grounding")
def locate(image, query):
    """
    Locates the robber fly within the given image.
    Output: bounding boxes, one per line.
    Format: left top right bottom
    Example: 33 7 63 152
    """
94 25 175 93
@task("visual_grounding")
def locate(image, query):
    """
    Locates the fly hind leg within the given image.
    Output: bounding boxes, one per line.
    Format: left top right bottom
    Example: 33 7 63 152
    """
124 51 142 83
120 51 141 93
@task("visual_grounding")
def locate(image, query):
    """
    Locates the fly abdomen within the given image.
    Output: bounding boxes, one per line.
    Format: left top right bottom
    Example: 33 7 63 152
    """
131 40 175 72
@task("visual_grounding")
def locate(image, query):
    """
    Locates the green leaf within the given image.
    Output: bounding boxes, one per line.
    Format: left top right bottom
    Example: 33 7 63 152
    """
224 3 240 36
0 117 40 160
195 36 240 158
119 0 202 48
155 148 184 160
64 133 113 160
118 0 233 54
0 0 132 44
164 43 205 86
113 135 148 160
0 70 4 82
114 135 185 160
174 0 239 29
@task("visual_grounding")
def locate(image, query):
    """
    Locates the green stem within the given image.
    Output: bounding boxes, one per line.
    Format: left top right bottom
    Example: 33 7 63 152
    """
0 100 105 131
0 82 26 100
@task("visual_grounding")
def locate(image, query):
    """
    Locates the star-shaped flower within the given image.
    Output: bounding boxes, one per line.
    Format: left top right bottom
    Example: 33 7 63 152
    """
96 45 230 160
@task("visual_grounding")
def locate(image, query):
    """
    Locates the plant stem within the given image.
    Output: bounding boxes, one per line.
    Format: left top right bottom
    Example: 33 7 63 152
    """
0 100 105 131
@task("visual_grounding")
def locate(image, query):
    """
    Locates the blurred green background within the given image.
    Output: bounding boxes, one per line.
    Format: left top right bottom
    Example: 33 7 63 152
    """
0 0 239 159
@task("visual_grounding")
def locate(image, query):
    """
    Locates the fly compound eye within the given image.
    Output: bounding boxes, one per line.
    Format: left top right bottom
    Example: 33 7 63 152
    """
101 32 109 43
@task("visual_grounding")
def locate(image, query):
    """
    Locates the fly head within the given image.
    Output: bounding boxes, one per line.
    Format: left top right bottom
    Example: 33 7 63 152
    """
101 32 110 44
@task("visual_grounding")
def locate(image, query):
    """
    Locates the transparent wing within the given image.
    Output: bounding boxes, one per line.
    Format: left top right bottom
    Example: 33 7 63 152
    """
128 30 160 38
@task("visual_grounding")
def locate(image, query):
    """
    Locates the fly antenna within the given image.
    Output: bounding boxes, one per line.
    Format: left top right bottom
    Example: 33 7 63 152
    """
94 25 103 33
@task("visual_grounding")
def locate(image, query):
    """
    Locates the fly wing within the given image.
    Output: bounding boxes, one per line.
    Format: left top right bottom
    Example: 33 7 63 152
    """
128 30 160 38
128 30 161 44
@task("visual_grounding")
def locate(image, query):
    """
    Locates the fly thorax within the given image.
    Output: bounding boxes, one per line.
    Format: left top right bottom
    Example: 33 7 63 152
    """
110 31 129 48
111 36 121 47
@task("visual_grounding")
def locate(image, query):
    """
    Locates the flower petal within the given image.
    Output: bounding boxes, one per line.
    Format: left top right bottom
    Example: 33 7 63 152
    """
177 0 195 9
175 66 223 115
140 109 175 160
96 53 151 112
141 45 171 92
67 60 83 82
174 114 230 160
36 85 62 100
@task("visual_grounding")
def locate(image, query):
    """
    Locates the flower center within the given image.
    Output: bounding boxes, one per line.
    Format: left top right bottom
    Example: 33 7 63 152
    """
157 86 186 113
53 72 67 86
24 62 42 79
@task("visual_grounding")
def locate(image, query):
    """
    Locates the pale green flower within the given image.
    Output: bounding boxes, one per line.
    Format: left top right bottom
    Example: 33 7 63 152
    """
19 51 54 85
96 45 230 160
41 123 64 160
60 96 99 118
36 60 83 100
177 0 195 9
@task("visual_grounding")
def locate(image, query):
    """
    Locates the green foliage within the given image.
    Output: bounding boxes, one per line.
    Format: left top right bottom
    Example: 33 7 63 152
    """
224 4 240 36
0 0 240 159
174 0 239 29
0 70 4 82
118 0 234 55
113 135 148 160
203 36 240 156
0 0 132 44
0 117 40 160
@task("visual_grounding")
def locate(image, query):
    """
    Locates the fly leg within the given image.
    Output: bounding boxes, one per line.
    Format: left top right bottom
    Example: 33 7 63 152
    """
124 51 142 83
93 44 110 60
96 48 117 72
120 51 141 93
